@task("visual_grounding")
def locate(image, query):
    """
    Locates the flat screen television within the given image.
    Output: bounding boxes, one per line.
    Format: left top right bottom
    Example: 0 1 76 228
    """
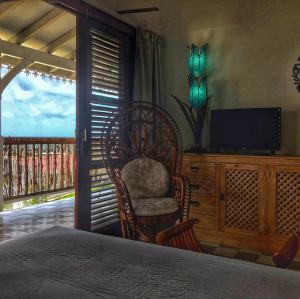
210 107 281 152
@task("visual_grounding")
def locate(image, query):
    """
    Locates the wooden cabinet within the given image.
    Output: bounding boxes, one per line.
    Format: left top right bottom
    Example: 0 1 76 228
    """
182 154 300 255
183 161 217 195
182 160 219 231
270 166 300 236
219 163 265 236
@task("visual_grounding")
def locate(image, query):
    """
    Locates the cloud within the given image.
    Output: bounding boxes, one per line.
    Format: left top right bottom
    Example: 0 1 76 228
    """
2 111 14 118
2 72 76 137
42 112 68 119
18 77 33 91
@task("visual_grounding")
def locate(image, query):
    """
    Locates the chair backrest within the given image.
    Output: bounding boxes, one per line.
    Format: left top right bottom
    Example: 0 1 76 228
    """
101 102 183 182
156 219 203 252
120 158 170 199
272 235 298 268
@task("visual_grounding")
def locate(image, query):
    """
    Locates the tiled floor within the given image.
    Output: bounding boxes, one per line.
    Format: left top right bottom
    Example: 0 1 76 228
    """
200 241 300 271
0 200 299 271
0 197 74 242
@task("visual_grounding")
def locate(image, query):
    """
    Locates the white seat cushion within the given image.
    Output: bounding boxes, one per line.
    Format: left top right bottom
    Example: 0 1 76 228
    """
132 197 178 216
121 158 170 199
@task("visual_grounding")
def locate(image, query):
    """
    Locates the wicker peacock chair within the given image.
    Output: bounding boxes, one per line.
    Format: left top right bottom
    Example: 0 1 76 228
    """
101 102 190 243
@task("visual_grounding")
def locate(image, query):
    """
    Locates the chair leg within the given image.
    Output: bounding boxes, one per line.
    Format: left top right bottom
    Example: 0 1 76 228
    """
120 219 127 238
120 217 139 240
125 219 136 240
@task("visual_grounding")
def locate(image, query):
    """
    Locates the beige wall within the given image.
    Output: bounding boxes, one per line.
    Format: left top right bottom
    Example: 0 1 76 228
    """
91 0 300 153
159 0 300 153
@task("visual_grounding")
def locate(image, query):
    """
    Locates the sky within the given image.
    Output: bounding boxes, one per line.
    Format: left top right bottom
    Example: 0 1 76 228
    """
1 70 75 137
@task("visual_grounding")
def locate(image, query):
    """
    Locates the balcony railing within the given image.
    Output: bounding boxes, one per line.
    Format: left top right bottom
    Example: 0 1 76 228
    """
3 137 76 201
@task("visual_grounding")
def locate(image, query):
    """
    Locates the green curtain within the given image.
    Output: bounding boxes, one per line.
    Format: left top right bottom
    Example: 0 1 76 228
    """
133 27 166 107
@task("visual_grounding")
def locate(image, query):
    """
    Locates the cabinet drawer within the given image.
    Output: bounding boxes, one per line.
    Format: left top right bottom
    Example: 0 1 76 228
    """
190 213 215 230
190 177 216 195
182 161 216 178
190 196 215 214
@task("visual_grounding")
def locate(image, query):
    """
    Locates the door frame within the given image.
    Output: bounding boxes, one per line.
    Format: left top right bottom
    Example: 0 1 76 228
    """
45 0 136 231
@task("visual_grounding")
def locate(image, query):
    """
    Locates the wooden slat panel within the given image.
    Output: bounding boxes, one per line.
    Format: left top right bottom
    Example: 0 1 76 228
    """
89 28 125 230
92 58 120 73
92 42 119 57
92 66 120 81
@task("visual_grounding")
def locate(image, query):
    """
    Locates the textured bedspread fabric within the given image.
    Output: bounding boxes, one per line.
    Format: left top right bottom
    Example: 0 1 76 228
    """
0 227 300 299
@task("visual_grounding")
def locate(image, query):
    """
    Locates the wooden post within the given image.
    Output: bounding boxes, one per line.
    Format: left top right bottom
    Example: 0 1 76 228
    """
25 144 28 194
16 143 20 195
47 144 50 191
0 58 3 210
8 144 12 198
39 144 43 192
0 59 33 93
0 136 4 211
32 144 35 193
53 144 57 189
60 144 64 189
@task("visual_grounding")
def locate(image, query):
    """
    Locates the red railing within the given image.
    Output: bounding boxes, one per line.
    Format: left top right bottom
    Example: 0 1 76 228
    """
3 137 76 201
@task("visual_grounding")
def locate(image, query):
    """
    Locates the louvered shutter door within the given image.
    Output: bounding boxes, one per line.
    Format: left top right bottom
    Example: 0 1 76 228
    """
90 29 123 231
76 16 134 232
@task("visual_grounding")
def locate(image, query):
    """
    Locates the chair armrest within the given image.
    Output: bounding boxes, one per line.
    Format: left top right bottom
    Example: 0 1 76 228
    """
156 218 197 245
272 235 298 268
156 218 203 252
171 176 191 221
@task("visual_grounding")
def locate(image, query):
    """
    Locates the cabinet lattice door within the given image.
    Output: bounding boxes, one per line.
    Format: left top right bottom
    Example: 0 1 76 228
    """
275 167 300 236
220 164 265 235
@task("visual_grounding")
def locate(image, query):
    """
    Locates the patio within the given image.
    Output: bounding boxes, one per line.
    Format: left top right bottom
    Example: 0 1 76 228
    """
0 197 74 242
0 1 77 212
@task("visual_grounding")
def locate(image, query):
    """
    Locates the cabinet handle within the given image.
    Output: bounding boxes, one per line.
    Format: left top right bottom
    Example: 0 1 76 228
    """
190 184 200 190
190 200 200 206
190 166 200 172
220 193 225 201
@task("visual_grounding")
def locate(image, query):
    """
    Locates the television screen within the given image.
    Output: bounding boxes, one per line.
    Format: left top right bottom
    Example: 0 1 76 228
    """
210 108 281 151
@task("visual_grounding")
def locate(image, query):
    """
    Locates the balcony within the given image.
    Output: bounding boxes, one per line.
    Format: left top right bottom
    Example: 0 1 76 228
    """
0 137 76 243
2 137 76 205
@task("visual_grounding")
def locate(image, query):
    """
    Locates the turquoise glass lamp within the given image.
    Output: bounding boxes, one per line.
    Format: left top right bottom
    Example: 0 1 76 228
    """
189 77 207 109
172 42 210 148
188 43 208 77
188 44 201 77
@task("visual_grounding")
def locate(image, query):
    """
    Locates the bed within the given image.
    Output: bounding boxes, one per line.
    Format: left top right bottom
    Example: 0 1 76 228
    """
0 226 299 298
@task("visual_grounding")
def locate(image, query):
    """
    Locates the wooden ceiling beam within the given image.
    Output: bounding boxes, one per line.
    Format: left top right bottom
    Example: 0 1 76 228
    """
64 49 76 60
9 8 66 45
49 49 76 73
40 27 76 53
0 58 33 93
0 0 26 16
0 39 75 71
